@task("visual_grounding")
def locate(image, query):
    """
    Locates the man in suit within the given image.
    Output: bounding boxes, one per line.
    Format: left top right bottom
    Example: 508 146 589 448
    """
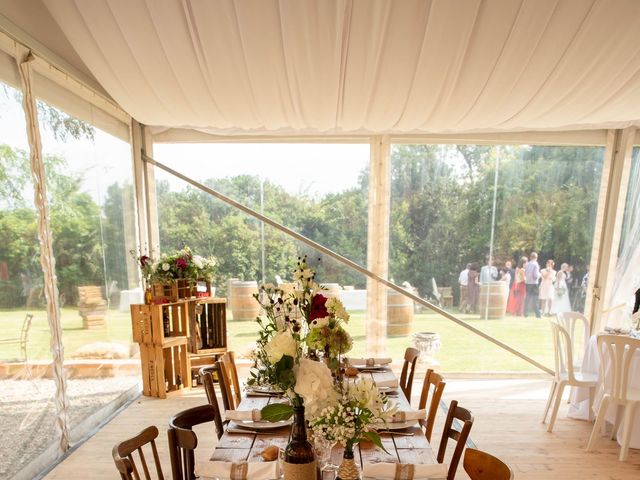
524 252 541 318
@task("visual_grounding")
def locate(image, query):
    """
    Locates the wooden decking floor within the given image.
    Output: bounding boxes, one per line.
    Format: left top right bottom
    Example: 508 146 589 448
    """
43 377 640 479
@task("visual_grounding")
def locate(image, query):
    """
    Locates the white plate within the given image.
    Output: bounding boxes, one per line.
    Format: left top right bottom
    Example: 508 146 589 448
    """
247 386 284 395
379 420 418 430
234 418 293 430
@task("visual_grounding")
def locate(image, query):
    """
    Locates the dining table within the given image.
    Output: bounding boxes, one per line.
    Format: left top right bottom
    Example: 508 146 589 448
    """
568 334 640 448
199 367 439 479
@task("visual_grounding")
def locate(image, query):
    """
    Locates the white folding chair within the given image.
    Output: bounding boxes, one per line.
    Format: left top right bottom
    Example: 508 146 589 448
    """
543 320 597 432
586 334 640 461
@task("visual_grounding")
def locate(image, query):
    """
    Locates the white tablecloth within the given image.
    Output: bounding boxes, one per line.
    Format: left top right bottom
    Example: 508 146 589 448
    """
568 335 640 448
119 288 143 311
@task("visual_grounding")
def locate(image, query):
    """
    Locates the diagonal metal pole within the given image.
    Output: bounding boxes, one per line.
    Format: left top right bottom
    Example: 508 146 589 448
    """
144 154 553 375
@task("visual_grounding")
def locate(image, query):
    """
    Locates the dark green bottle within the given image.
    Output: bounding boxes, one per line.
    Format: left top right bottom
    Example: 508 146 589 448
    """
283 406 316 479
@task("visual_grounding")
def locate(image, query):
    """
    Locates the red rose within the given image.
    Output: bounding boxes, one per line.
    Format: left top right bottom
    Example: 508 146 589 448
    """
139 255 149 267
176 258 187 270
309 294 329 321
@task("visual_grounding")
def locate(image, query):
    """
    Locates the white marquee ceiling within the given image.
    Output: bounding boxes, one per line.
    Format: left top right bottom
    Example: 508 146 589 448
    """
28 0 640 135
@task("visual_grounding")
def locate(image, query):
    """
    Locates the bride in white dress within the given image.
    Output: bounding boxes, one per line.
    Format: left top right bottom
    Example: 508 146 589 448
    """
551 263 572 314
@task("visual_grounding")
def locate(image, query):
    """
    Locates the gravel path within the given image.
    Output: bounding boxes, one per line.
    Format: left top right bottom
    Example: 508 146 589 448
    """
0 377 140 479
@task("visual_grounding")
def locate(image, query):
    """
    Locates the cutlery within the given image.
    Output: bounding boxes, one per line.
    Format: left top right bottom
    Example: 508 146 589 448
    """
227 428 274 435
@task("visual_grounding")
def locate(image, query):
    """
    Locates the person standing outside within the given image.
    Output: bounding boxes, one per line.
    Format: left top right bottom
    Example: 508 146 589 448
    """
458 263 470 312
524 252 541 318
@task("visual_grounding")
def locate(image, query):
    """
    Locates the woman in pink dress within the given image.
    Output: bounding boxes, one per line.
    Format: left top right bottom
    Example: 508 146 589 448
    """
507 257 527 316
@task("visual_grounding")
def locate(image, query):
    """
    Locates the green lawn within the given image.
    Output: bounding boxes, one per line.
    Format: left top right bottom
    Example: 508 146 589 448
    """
0 307 555 372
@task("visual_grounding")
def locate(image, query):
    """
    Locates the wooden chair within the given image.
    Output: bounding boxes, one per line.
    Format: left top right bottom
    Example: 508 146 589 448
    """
112 425 165 480
399 347 420 400
463 448 513 480
168 404 217 480
437 400 474 480
201 369 227 439
543 320 597 432
0 313 33 377
220 351 241 408
417 368 446 441
586 334 640 461
214 360 235 410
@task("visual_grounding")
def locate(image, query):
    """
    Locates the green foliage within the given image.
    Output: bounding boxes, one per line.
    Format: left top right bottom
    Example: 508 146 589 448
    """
260 403 294 422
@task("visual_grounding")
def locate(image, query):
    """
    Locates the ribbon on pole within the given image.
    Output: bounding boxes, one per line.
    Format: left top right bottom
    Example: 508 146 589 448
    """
17 49 71 453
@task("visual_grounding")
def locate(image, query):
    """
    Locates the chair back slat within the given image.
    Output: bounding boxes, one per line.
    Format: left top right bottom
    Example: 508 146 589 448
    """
168 404 216 480
112 426 164 480
221 351 242 407
215 360 235 410
597 334 640 401
137 447 151 480
437 400 474 480
202 370 226 438
418 369 446 442
399 347 420 400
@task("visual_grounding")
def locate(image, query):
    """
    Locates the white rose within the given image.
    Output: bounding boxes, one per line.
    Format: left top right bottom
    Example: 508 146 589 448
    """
162 263 170 271
264 331 298 364
192 255 204 269
294 358 338 418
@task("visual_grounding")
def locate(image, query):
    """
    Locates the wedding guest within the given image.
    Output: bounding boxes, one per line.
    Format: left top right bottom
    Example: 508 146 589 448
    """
634 288 640 315
480 256 500 284
505 260 516 290
539 259 557 316
507 257 527 316
565 264 575 309
551 263 572 314
467 263 480 314
524 252 541 318
458 263 470 312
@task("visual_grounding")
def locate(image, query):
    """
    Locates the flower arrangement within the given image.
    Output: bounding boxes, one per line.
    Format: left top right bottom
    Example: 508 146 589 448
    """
309 378 396 454
132 247 217 285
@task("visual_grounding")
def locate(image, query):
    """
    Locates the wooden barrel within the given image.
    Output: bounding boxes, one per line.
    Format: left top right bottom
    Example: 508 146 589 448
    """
478 282 509 319
321 283 341 298
229 280 260 321
387 288 414 336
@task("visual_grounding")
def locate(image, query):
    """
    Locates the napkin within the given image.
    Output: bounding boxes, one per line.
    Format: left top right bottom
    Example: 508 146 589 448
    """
390 409 426 422
348 357 393 367
362 462 448 479
196 460 279 480
375 378 399 388
225 409 262 421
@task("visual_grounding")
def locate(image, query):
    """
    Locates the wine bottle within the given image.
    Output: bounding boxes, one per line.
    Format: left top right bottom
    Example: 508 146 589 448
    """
283 406 316 479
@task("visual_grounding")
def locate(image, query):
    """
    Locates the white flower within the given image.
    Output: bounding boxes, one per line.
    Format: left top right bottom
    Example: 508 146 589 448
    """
294 358 338 418
192 255 204 269
326 297 350 322
264 330 298 364
162 263 170 271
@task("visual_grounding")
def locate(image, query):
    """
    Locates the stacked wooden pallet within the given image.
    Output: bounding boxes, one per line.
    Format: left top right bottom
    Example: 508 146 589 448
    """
189 298 228 382
77 286 108 329
131 301 192 398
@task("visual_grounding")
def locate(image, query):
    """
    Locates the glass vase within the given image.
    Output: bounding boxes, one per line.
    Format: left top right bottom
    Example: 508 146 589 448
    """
283 406 316 480
336 445 360 480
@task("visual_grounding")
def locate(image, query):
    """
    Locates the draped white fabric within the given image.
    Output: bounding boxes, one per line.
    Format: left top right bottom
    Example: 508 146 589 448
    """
40 0 640 136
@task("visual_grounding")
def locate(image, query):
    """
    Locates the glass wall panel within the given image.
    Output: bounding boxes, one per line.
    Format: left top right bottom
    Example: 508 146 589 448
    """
154 143 370 359
388 144 604 372
36 100 140 443
0 82 61 479
154 143 369 299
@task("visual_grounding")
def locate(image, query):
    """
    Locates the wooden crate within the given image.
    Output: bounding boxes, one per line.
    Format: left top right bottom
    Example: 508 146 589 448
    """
139 337 191 398
191 298 227 352
78 285 107 329
131 301 190 346
151 279 196 304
